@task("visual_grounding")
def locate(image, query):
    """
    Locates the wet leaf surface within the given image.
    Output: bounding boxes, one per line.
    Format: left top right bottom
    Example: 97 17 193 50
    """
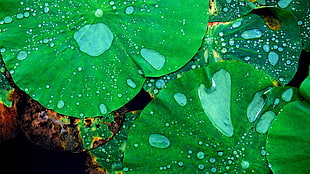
0 0 209 117
208 0 256 22
266 100 310 174
262 0 310 51
202 9 302 84
89 111 140 173
124 62 277 173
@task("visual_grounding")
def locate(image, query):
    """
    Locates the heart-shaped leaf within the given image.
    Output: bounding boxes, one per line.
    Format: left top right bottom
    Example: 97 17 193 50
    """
124 61 277 173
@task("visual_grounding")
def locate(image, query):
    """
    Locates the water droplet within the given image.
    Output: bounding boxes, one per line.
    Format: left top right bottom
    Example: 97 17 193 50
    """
126 79 137 88
273 98 280 105
198 164 205 170
209 158 216 163
16 13 24 19
57 100 65 109
198 69 233 137
263 45 270 52
281 88 293 102
16 51 28 60
4 16 13 23
256 111 276 134
244 56 251 61
247 89 269 123
148 134 170 149
95 9 103 17
177 161 184 167
241 29 263 39
125 6 134 14
155 79 165 89
74 23 113 57
140 48 165 70
196 151 205 160
232 21 242 29
99 103 108 114
77 66 83 72
43 7 50 13
173 93 187 107
278 0 293 8
268 51 279 66
241 161 250 169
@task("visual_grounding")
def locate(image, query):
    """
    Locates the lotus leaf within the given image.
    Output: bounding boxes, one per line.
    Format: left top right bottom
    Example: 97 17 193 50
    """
202 9 302 84
0 0 209 117
266 100 310 174
124 61 281 173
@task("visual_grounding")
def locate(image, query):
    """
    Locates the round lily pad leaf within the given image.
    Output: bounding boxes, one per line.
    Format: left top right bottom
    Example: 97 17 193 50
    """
202 9 302 84
209 0 256 22
124 61 275 173
0 0 209 117
262 0 310 51
266 101 310 174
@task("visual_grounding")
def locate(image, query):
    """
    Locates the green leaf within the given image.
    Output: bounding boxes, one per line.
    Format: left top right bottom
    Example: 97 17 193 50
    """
124 61 276 173
263 0 310 51
89 111 140 173
0 0 209 117
202 9 302 84
300 68 310 101
266 101 310 174
209 0 256 22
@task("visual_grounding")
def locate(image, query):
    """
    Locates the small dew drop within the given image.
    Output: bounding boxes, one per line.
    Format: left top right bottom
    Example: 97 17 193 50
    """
16 51 28 60
125 6 134 14
196 151 205 160
57 100 65 109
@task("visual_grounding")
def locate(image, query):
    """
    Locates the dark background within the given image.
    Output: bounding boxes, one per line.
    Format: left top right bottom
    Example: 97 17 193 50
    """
0 51 309 174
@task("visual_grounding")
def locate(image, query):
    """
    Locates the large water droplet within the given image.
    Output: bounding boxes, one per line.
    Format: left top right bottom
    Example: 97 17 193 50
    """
198 69 234 137
16 51 28 60
99 103 108 114
149 134 170 149
268 51 279 66
247 89 269 123
281 88 293 102
173 93 187 107
74 23 113 57
140 48 165 70
278 0 293 8
241 29 263 39
256 111 276 134
57 100 65 109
